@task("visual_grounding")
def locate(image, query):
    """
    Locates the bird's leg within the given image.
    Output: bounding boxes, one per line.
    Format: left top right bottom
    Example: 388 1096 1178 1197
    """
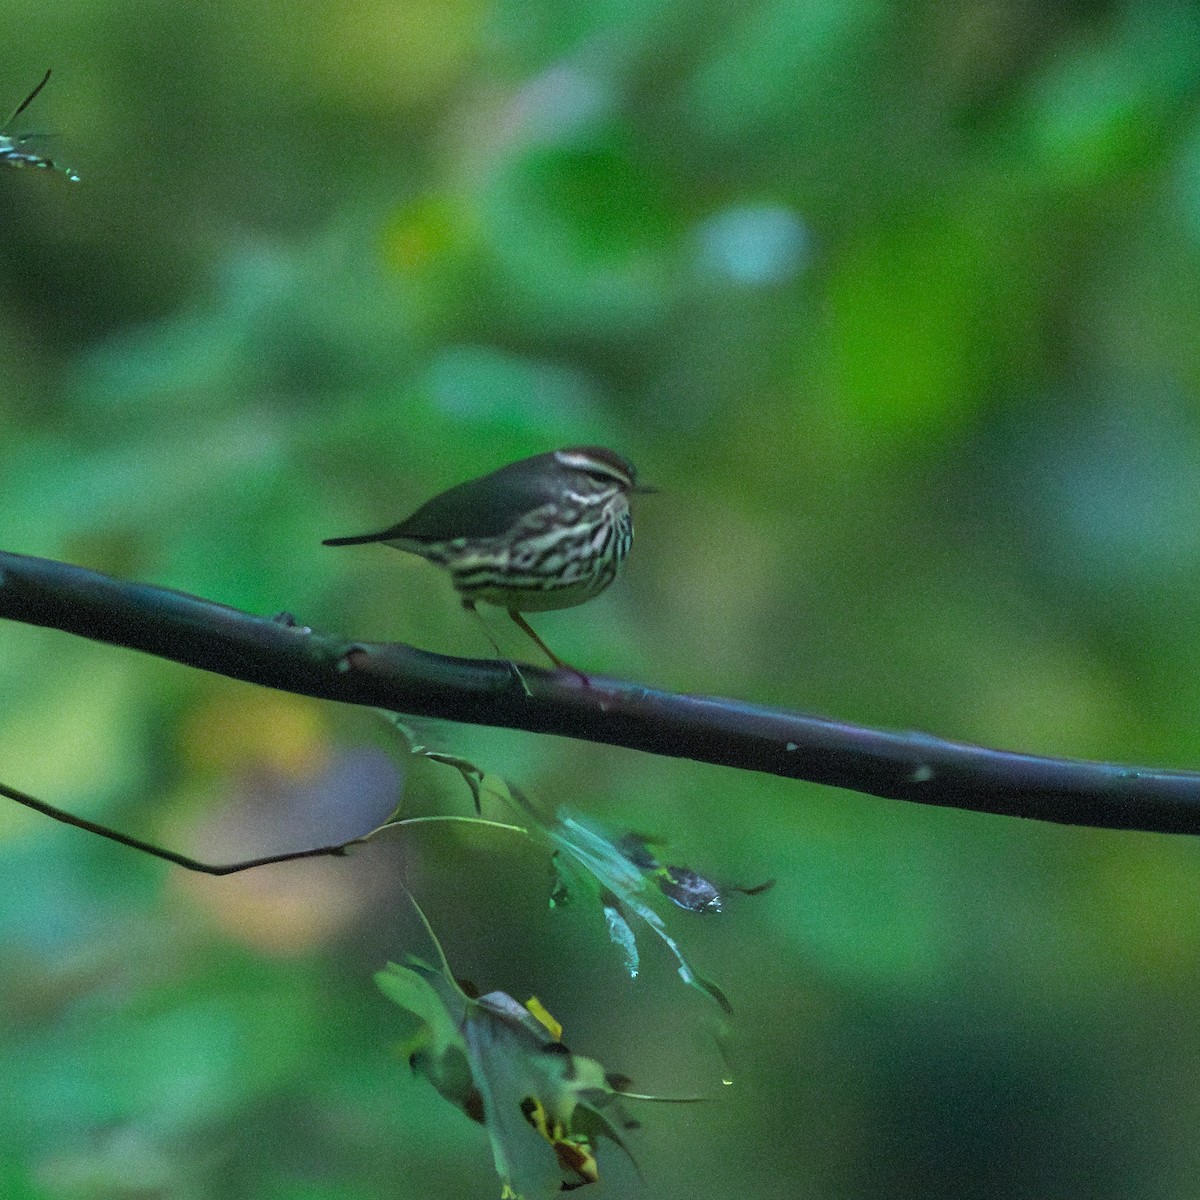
508 611 590 687
462 599 531 696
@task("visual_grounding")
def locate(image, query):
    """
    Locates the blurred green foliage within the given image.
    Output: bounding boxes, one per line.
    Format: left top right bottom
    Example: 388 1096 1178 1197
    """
5 1 1200 1196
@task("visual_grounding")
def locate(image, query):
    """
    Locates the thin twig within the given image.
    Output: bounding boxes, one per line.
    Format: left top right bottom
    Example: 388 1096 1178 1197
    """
0 779 525 875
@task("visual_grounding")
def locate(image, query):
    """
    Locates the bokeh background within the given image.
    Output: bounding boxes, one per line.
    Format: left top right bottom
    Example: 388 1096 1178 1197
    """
4 1 1200 1197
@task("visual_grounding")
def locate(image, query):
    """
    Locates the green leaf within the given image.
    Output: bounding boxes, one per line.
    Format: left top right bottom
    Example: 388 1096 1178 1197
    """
530 802 734 1013
374 958 477 1118
601 892 640 977
385 723 761 1013
376 951 646 1197
375 958 465 1062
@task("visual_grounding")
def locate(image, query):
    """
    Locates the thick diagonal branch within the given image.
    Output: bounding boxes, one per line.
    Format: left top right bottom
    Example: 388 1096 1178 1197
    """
1 549 1197 835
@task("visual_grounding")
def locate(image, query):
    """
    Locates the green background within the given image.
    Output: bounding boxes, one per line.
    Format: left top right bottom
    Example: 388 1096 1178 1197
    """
4 1 1200 1196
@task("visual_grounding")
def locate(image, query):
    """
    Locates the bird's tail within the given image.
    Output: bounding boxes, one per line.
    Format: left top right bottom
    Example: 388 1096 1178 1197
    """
322 531 392 546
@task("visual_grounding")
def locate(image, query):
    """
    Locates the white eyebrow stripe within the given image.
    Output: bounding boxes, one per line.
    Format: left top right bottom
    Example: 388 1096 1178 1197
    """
553 450 631 483
554 450 598 469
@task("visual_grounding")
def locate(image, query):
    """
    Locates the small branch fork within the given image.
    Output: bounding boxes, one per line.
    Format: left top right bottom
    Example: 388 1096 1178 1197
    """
3 549 1200 836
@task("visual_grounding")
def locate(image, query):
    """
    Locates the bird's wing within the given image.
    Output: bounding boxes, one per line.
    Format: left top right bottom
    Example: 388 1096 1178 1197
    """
389 454 562 542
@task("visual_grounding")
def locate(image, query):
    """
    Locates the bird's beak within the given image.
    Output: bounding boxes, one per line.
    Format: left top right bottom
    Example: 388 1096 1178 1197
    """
634 483 658 495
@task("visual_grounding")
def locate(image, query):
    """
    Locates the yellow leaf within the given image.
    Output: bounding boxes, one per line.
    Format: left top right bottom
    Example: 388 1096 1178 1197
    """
522 996 562 1042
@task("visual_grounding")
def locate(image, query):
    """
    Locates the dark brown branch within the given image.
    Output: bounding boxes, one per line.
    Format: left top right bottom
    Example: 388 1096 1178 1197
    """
2 549 1199 835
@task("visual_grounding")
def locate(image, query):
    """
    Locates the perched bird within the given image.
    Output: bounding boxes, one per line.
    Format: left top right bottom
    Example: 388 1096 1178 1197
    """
323 446 653 679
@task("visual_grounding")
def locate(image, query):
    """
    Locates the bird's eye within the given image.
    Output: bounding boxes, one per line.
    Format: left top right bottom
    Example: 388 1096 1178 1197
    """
584 469 624 486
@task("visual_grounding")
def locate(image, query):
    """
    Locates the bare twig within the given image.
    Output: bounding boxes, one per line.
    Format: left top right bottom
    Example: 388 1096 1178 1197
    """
0 777 524 874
